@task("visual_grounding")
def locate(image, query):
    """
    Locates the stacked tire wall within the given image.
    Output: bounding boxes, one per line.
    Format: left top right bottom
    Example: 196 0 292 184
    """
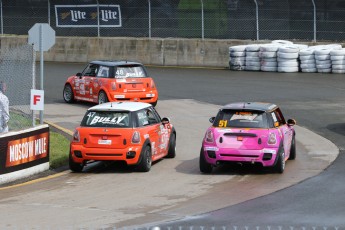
229 40 345 74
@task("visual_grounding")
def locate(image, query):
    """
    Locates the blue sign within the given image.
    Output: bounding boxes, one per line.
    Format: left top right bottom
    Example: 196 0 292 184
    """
55 5 122 27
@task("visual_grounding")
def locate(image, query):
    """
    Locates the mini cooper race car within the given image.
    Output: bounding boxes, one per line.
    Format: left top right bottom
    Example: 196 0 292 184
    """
69 102 176 172
200 102 296 174
63 60 158 106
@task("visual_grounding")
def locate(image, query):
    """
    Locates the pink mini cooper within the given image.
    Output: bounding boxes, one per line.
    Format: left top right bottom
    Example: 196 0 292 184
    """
200 102 296 174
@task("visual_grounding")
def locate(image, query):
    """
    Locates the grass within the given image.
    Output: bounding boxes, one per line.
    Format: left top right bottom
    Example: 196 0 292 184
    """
49 131 70 169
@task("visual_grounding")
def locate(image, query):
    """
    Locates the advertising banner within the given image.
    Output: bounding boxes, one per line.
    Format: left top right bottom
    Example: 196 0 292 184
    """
0 125 49 175
55 5 122 28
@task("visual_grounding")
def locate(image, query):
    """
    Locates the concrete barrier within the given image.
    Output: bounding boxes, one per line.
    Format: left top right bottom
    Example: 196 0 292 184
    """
1 35 343 68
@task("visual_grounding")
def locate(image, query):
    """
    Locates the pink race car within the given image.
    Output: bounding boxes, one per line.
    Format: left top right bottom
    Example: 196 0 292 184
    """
200 102 296 174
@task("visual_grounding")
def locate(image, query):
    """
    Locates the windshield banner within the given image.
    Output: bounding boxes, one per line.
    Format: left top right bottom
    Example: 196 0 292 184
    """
55 5 122 28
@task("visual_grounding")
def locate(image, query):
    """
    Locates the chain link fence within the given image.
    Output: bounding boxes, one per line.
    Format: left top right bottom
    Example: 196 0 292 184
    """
1 0 345 41
0 44 35 132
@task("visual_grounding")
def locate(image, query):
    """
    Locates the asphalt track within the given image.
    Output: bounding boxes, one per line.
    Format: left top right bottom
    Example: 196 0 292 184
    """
1 63 345 229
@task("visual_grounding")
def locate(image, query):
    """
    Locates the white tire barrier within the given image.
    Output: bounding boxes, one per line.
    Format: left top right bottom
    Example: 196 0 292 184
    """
259 51 277 58
277 52 299 59
229 45 247 52
315 54 330 61
278 61 299 67
332 64 345 70
246 51 260 57
316 63 332 69
316 59 332 65
271 40 293 45
300 59 316 64
299 54 315 61
317 68 332 73
246 45 260 52
332 69 345 74
301 63 316 69
331 55 345 61
261 61 278 67
261 66 278 72
245 65 261 71
278 66 299 72
230 51 246 57
246 61 261 67
301 68 317 73
245 57 260 62
278 46 300 53
332 59 345 65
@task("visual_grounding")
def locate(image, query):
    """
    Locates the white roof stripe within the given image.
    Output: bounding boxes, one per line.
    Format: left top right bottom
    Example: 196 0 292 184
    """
88 102 151 112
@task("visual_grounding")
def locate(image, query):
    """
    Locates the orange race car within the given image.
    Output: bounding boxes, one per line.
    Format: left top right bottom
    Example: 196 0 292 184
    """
63 60 159 106
69 102 176 172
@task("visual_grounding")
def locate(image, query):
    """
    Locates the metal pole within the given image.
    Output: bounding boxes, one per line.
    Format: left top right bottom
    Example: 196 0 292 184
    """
254 0 259 40
97 0 100 37
48 0 50 25
32 46 36 127
39 24 44 124
148 0 151 38
1 0 3 35
201 0 204 40
312 0 316 42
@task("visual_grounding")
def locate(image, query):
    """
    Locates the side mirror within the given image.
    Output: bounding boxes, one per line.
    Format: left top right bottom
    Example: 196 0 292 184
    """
161 117 170 124
76 73 82 78
209 117 215 123
287 119 296 126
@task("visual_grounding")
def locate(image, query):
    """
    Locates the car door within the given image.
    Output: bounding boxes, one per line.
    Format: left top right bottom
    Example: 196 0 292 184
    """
272 108 293 157
93 65 111 102
77 63 99 102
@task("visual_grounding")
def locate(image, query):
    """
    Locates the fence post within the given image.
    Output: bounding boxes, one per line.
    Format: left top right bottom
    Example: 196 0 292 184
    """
253 0 259 40
200 0 204 40
1 0 3 35
312 0 316 42
148 0 151 38
48 0 50 25
97 0 100 37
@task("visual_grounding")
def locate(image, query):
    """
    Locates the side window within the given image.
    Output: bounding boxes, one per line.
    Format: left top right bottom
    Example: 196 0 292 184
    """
150 107 162 122
147 108 160 124
82 64 99 77
271 109 285 127
136 108 159 127
137 110 149 127
97 66 110 78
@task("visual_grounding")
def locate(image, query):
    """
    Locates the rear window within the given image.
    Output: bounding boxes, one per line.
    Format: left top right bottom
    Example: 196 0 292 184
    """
81 111 131 128
214 109 268 128
115 65 147 79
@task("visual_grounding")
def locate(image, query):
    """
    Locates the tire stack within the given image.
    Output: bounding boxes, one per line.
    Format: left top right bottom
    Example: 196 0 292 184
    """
314 48 333 73
299 47 317 73
277 46 300 73
330 49 345 74
259 44 279 72
245 45 261 71
229 45 247 71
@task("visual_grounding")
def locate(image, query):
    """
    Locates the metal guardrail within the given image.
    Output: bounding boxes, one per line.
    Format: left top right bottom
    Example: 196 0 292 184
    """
0 0 344 42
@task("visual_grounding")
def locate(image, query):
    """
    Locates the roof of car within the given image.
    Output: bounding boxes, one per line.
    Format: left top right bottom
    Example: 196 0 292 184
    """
221 102 278 112
90 60 143 67
88 102 152 112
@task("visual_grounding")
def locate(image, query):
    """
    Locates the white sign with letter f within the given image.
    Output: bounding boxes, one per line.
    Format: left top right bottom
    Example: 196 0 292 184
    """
30 89 44 111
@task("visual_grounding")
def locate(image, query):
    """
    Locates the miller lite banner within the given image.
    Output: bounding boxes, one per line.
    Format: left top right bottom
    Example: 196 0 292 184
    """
55 5 122 28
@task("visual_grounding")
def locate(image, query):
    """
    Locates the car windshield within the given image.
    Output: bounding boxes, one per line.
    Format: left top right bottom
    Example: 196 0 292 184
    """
214 109 268 128
115 65 146 79
81 111 131 128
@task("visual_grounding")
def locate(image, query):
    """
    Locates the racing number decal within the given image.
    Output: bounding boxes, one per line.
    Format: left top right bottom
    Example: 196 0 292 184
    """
219 120 228 127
